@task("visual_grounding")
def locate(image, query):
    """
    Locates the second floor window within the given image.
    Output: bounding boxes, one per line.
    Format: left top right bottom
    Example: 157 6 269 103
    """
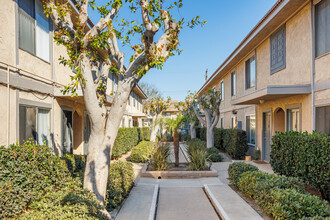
245 56 256 89
133 93 136 107
220 81 224 100
270 25 286 73
231 72 236 96
18 0 50 62
315 0 330 57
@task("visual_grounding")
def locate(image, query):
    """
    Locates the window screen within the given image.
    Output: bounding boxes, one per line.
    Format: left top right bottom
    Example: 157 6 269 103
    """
231 72 236 96
19 106 37 144
316 105 330 135
246 115 256 145
270 25 286 73
245 56 256 89
315 0 330 57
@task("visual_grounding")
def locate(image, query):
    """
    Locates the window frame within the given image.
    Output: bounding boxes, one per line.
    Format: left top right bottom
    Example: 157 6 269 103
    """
315 105 330 135
231 71 236 96
245 56 256 89
285 103 302 132
270 24 286 74
220 81 224 100
246 114 256 145
315 0 330 58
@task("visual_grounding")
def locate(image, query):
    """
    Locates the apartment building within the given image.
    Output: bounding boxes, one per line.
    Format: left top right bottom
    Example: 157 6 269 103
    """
0 0 147 155
198 0 330 161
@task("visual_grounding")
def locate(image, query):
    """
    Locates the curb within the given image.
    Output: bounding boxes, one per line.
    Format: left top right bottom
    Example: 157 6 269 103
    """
148 184 159 220
204 184 230 220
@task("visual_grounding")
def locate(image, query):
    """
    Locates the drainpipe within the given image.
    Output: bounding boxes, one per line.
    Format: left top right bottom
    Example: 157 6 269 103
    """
311 1 315 131
7 67 10 146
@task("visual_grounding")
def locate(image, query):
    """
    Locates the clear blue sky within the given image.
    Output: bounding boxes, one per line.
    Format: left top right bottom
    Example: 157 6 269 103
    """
88 0 277 101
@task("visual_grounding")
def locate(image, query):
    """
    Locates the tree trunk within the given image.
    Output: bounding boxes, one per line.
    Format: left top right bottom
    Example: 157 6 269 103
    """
190 122 196 139
150 115 160 142
206 125 214 148
173 130 179 167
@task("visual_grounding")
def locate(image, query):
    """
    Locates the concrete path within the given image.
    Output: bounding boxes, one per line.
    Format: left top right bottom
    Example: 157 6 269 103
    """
116 184 158 220
169 143 187 163
205 185 263 220
157 187 219 220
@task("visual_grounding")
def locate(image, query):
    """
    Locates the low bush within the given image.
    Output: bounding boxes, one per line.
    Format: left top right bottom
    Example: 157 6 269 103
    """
130 141 155 163
228 162 330 219
112 127 139 159
106 161 135 211
271 131 330 201
223 129 248 159
150 143 171 171
254 149 261 160
138 127 150 141
179 133 191 141
0 141 107 219
228 162 259 188
206 147 223 162
186 138 206 156
186 139 207 170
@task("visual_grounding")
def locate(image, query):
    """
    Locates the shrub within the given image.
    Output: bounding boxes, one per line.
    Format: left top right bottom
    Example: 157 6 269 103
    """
206 147 223 162
229 163 330 219
228 162 259 188
112 127 139 159
200 127 207 141
179 133 191 141
0 141 106 219
254 149 261 160
106 161 135 211
223 129 248 159
271 131 330 201
187 148 207 171
130 141 155 163
138 127 150 141
186 138 206 156
214 128 225 150
150 143 171 171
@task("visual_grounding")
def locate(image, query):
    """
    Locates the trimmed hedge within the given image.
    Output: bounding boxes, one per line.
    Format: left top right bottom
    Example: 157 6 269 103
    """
228 162 259 188
138 127 150 141
271 131 330 201
130 141 155 163
206 147 223 162
112 127 139 159
179 133 191 141
228 162 330 219
223 129 248 159
0 141 107 219
195 127 248 159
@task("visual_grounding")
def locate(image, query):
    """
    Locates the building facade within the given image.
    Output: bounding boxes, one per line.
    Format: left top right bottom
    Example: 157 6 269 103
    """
198 0 330 161
0 0 147 155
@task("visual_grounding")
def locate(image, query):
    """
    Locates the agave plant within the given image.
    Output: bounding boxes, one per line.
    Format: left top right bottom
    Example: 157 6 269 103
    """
151 143 171 171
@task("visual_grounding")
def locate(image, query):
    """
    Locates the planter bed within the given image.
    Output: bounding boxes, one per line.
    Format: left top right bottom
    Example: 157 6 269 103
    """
141 163 218 179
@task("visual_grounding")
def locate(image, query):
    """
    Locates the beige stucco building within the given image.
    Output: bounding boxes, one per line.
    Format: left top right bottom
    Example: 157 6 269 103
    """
198 0 330 161
0 0 147 155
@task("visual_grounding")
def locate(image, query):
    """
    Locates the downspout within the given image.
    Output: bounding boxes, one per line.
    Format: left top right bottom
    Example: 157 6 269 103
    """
7 67 10 146
51 23 55 151
311 0 315 131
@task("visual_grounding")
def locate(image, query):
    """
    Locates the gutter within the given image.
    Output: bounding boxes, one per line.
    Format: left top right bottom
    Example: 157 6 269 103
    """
311 0 315 130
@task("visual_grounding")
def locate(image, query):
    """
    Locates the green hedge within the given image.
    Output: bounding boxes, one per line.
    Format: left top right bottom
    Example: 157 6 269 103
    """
112 127 139 159
223 129 248 159
214 128 225 150
271 131 330 201
206 147 223 162
179 133 191 141
228 162 259 188
130 141 155 163
138 127 150 141
0 141 107 219
228 162 330 219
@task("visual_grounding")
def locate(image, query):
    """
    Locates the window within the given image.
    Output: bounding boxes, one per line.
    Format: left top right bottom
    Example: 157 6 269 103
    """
287 108 300 131
245 56 256 89
315 0 330 57
270 25 286 73
316 105 330 134
231 72 236 96
128 119 131 128
133 93 136 107
246 115 256 145
19 105 50 145
231 116 237 128
220 118 224 128
220 81 224 100
122 118 125 127
18 0 50 62
112 74 118 92
128 93 131 105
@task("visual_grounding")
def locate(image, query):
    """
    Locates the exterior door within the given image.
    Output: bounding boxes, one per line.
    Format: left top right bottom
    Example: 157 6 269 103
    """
62 109 73 154
83 111 91 155
263 112 271 162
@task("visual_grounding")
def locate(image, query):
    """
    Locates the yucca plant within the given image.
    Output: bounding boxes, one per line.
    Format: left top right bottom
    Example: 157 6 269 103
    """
187 148 207 171
151 143 171 171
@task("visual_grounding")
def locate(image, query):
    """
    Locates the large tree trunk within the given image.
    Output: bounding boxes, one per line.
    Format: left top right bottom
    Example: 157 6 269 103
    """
173 130 179 167
190 122 196 139
150 115 160 142
206 125 214 148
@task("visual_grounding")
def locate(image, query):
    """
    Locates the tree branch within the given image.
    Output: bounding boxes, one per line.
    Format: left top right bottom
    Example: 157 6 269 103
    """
141 0 159 52
192 105 206 126
82 5 121 48
79 0 89 26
